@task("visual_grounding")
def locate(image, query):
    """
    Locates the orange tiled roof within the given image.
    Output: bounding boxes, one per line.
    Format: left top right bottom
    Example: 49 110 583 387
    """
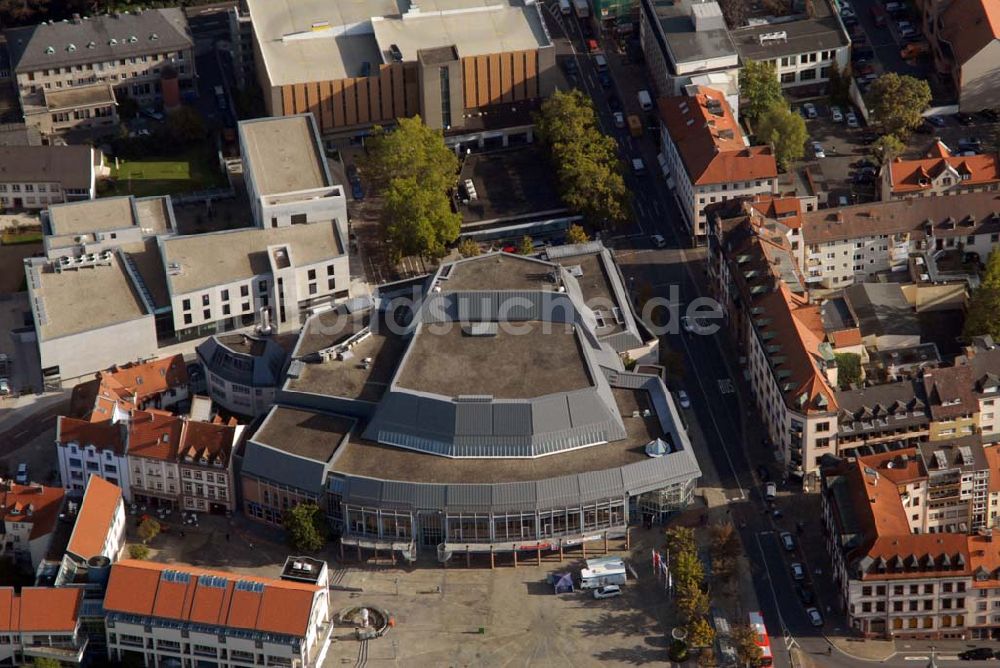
888 152 1000 194
985 446 1000 495
101 354 187 404
2 483 65 540
104 560 320 637
939 0 1000 66
830 328 862 349
128 410 183 461
658 87 777 186
0 587 81 632
750 195 804 230
66 475 122 560
56 416 125 455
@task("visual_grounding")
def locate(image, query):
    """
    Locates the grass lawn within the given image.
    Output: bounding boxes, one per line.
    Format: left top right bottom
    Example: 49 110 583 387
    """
100 147 228 198
0 229 43 245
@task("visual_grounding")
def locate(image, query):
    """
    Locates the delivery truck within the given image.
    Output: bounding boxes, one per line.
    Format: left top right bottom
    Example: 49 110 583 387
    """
580 560 627 589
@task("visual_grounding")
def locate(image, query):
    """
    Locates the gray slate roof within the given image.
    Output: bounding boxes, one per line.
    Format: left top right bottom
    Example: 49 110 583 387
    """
6 9 192 73
0 145 92 189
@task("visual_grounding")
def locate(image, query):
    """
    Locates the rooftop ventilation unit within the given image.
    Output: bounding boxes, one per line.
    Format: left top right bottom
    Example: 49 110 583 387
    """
758 31 788 46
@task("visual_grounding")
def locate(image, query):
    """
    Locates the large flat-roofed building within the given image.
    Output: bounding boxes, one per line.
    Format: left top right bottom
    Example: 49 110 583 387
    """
0 144 97 210
159 218 349 341
238 115 346 230
260 244 699 562
729 0 851 91
639 0 740 115
5 9 195 118
22 83 118 138
246 0 555 136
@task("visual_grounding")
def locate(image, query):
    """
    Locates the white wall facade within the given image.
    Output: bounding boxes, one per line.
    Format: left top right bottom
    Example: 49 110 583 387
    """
126 455 180 507
57 441 132 501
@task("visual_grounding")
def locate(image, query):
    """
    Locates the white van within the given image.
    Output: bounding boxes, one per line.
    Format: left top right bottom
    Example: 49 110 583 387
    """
559 0 571 14
593 54 608 71
638 89 653 111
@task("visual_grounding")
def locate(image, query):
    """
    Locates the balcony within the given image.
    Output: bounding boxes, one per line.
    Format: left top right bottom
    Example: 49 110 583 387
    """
24 638 88 664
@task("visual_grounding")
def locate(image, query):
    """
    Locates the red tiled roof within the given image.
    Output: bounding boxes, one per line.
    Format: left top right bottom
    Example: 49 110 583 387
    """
750 195 804 230
830 328 862 349
18 588 82 632
939 0 1000 66
985 445 1000 495
0 588 81 633
56 416 125 456
104 560 320 637
128 410 183 461
658 87 777 186
888 152 1000 194
66 475 122 560
102 354 187 404
2 483 65 540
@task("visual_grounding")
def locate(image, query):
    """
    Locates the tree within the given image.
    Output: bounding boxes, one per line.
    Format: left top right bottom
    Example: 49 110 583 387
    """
756 103 808 171
283 502 328 552
675 582 710 622
733 623 764 666
535 90 629 229
871 134 905 165
867 73 932 137
518 235 535 255
665 526 697 557
457 238 481 257
363 116 458 193
128 544 150 560
964 249 1000 340
740 60 784 121
566 223 590 245
117 96 139 121
835 352 862 389
686 617 716 649
717 0 746 27
672 550 705 591
137 518 161 544
709 522 742 574
380 176 461 261
168 105 207 145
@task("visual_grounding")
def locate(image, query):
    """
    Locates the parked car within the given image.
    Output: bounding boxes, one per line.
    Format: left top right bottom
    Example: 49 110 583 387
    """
141 107 165 122
795 585 815 605
764 482 777 501
846 110 860 128
830 106 843 123
599 71 613 88
586 39 600 53
802 102 818 119
899 25 917 38
651 234 667 248
854 60 875 76
15 463 28 485
676 390 691 409
926 115 947 127
593 585 623 599
0 377 8 395
955 112 976 126
852 158 876 169
806 607 824 627
613 111 625 128
840 6 855 17
791 562 805 581
780 532 796 552
980 108 1000 122
958 648 994 661
812 142 826 159
958 137 983 150
757 465 770 482
607 93 621 111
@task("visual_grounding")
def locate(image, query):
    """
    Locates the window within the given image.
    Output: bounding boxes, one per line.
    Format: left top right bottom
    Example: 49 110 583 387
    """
221 289 229 301
202 294 210 306
223 304 231 316
182 299 191 311
240 285 249 297
183 313 192 325
816 421 830 432
800 68 817 81
203 309 211 320
327 264 336 276
309 283 317 295
308 269 316 280
781 72 796 84
440 66 452 128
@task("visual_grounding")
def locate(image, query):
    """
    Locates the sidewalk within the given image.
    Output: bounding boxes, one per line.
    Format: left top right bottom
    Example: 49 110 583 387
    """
827 636 895 661
0 390 68 432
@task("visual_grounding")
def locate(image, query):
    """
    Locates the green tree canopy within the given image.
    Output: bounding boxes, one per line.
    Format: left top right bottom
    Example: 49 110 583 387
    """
826 61 851 106
138 518 160 544
535 90 629 229
867 73 932 137
380 176 461 261
566 223 590 245
675 581 710 622
733 623 764 666
686 616 716 649
128 544 150 560
283 503 328 552
871 134 905 165
740 60 784 121
756 103 808 170
518 235 535 255
835 352 862 389
31 658 61 668
167 106 207 145
964 249 1000 340
365 116 461 260
665 526 697 557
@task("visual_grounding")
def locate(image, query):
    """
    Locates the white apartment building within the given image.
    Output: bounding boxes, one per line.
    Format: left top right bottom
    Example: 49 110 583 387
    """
799 191 1000 289
104 558 332 668
658 87 777 241
177 420 242 514
56 416 131 498
0 145 96 210
0 588 88 666
639 0 740 114
5 9 195 114
729 0 851 91
0 483 66 571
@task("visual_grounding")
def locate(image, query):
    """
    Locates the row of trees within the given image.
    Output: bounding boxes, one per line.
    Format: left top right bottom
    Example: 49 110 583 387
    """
535 90 630 231
964 249 1000 340
740 60 808 171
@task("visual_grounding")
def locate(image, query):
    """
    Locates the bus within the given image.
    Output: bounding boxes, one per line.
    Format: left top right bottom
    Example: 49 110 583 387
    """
748 612 774 667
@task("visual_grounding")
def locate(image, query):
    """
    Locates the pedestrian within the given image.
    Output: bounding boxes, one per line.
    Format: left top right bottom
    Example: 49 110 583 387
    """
827 646 832 656
249 542 254 550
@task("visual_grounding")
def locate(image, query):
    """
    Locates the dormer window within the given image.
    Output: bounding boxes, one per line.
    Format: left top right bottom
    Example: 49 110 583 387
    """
44 46 54 54
67 43 76 52
109 38 118 46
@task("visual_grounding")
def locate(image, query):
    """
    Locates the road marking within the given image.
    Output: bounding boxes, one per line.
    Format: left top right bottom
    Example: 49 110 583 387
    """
717 379 734 394
903 657 929 661
753 533 796 654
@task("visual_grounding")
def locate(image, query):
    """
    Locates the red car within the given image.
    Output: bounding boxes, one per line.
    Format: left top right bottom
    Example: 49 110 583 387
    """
587 39 600 53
